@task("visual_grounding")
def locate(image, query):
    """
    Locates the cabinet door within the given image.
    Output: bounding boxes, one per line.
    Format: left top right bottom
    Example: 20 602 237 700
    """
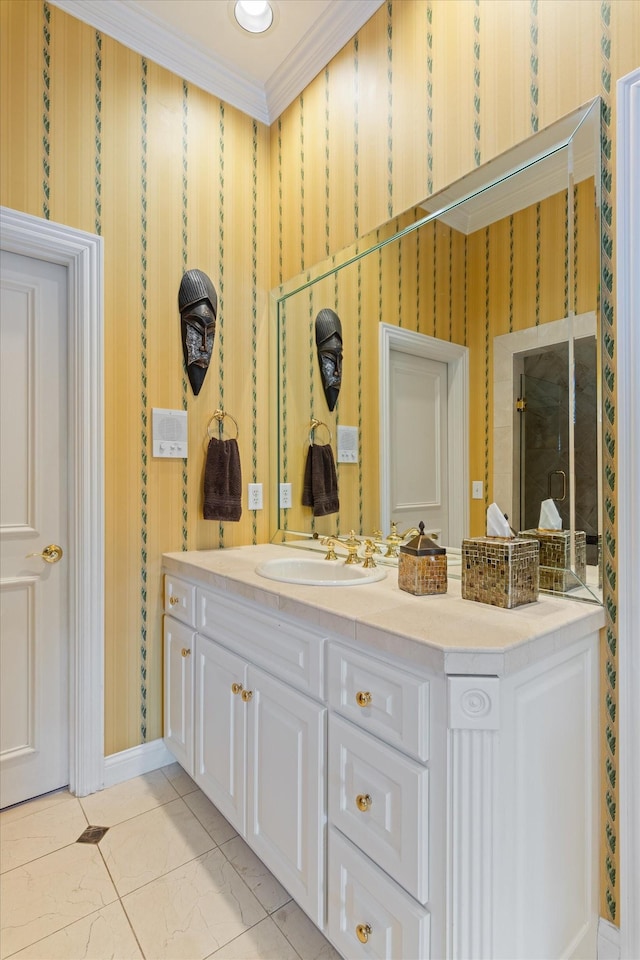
163 616 195 775
195 635 246 834
246 666 326 928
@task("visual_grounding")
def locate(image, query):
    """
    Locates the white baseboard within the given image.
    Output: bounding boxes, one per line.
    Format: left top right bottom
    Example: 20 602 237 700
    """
598 918 621 960
103 738 176 789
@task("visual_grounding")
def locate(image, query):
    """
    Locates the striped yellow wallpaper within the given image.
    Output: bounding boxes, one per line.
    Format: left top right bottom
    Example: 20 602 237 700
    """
2 0 638 925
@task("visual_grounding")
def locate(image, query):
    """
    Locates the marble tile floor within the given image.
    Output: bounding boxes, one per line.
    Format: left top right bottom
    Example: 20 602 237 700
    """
0 764 341 960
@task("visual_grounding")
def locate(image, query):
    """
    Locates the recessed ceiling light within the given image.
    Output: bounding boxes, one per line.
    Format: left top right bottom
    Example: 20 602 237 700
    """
234 0 274 34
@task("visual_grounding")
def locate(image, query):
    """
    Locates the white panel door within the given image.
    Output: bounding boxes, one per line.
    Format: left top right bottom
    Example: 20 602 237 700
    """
389 350 449 543
163 616 195 775
246 666 326 927
0 250 69 808
194 635 246 833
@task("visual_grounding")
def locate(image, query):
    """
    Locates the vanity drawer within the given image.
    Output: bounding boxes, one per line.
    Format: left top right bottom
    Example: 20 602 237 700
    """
328 827 430 960
329 714 429 903
328 642 429 761
164 574 196 626
198 587 325 699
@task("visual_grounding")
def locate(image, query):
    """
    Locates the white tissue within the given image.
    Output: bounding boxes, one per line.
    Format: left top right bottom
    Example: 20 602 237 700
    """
538 498 562 530
486 502 513 538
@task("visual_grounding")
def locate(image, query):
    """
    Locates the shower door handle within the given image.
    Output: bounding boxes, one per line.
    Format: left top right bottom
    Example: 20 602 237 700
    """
547 470 567 502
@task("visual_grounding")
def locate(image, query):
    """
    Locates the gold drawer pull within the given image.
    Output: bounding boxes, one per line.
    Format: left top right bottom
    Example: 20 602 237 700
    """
169 595 180 606
356 923 372 944
355 690 372 707
241 689 253 702
355 793 372 812
181 648 191 658
231 682 243 695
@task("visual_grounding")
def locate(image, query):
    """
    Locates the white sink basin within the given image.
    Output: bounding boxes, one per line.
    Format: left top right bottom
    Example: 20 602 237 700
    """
256 556 387 586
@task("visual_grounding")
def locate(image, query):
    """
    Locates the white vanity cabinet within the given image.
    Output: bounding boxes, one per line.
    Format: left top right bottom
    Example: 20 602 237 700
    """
164 579 327 928
163 549 603 960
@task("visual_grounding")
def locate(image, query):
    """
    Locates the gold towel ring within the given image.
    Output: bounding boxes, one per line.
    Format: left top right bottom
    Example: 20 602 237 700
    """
309 418 332 445
207 409 239 441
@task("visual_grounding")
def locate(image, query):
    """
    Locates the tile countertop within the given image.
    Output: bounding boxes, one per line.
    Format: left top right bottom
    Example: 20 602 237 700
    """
163 544 605 678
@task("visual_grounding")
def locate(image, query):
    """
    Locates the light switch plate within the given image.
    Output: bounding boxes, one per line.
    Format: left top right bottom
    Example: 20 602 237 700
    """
472 480 483 499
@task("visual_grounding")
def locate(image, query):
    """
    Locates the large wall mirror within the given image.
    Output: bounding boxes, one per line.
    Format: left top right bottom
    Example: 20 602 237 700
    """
270 97 602 603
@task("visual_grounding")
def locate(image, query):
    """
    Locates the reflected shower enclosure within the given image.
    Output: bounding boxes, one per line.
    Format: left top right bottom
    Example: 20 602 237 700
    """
519 337 599 565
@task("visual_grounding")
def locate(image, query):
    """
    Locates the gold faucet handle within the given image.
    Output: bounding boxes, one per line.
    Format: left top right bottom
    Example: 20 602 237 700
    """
370 530 383 554
362 541 377 568
384 524 403 557
320 537 339 561
344 531 362 565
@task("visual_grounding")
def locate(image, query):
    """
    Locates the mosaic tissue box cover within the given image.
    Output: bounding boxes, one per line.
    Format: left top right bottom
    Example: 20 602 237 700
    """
461 536 539 609
519 528 586 593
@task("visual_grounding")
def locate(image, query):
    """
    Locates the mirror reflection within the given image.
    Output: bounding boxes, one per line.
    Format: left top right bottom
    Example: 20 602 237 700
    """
271 98 602 603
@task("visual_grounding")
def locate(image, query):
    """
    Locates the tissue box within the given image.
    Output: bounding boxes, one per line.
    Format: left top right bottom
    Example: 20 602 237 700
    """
461 537 539 608
518 529 586 593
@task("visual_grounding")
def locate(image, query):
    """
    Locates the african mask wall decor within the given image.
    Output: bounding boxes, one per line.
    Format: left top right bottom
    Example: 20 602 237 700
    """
178 269 217 396
315 308 343 411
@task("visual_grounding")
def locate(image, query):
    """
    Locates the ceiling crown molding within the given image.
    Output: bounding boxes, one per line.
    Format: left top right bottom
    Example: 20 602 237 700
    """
50 0 383 126
265 1 383 121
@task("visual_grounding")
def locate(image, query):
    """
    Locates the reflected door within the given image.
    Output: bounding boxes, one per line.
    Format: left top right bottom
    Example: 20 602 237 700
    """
389 351 449 543
0 251 69 808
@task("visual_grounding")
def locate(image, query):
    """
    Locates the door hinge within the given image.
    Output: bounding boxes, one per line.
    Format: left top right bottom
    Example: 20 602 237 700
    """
516 397 527 412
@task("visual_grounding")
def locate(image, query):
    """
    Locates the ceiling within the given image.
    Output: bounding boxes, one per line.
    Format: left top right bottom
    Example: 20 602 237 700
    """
50 0 384 125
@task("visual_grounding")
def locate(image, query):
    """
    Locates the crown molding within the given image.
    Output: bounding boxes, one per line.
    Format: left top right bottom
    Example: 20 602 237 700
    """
49 0 383 126
265 0 384 121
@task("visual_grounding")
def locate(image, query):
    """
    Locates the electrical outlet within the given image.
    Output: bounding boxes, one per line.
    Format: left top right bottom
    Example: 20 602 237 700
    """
472 480 484 499
280 482 292 508
248 483 263 510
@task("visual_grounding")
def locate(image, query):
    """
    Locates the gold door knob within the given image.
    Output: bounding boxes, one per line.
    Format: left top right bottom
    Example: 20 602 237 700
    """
355 690 372 707
26 544 63 564
181 648 191 658
169 595 180 606
355 793 372 812
356 923 372 944
241 689 253 702
231 682 243 695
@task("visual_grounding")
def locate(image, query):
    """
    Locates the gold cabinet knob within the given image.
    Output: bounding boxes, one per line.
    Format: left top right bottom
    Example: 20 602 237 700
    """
169 595 180 606
231 682 243 695
26 543 63 564
356 923 372 944
355 793 372 812
181 648 191 658
241 689 253 702
355 690 372 707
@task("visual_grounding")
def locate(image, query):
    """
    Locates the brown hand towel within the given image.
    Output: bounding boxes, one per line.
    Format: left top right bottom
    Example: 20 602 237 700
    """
302 442 339 517
203 437 242 521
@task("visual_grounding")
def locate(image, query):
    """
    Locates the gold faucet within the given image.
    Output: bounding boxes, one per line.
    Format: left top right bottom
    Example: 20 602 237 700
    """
381 522 420 558
320 530 362 564
361 540 378 568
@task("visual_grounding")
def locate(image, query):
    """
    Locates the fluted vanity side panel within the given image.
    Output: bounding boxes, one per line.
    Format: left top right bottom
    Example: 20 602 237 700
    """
448 678 500 959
